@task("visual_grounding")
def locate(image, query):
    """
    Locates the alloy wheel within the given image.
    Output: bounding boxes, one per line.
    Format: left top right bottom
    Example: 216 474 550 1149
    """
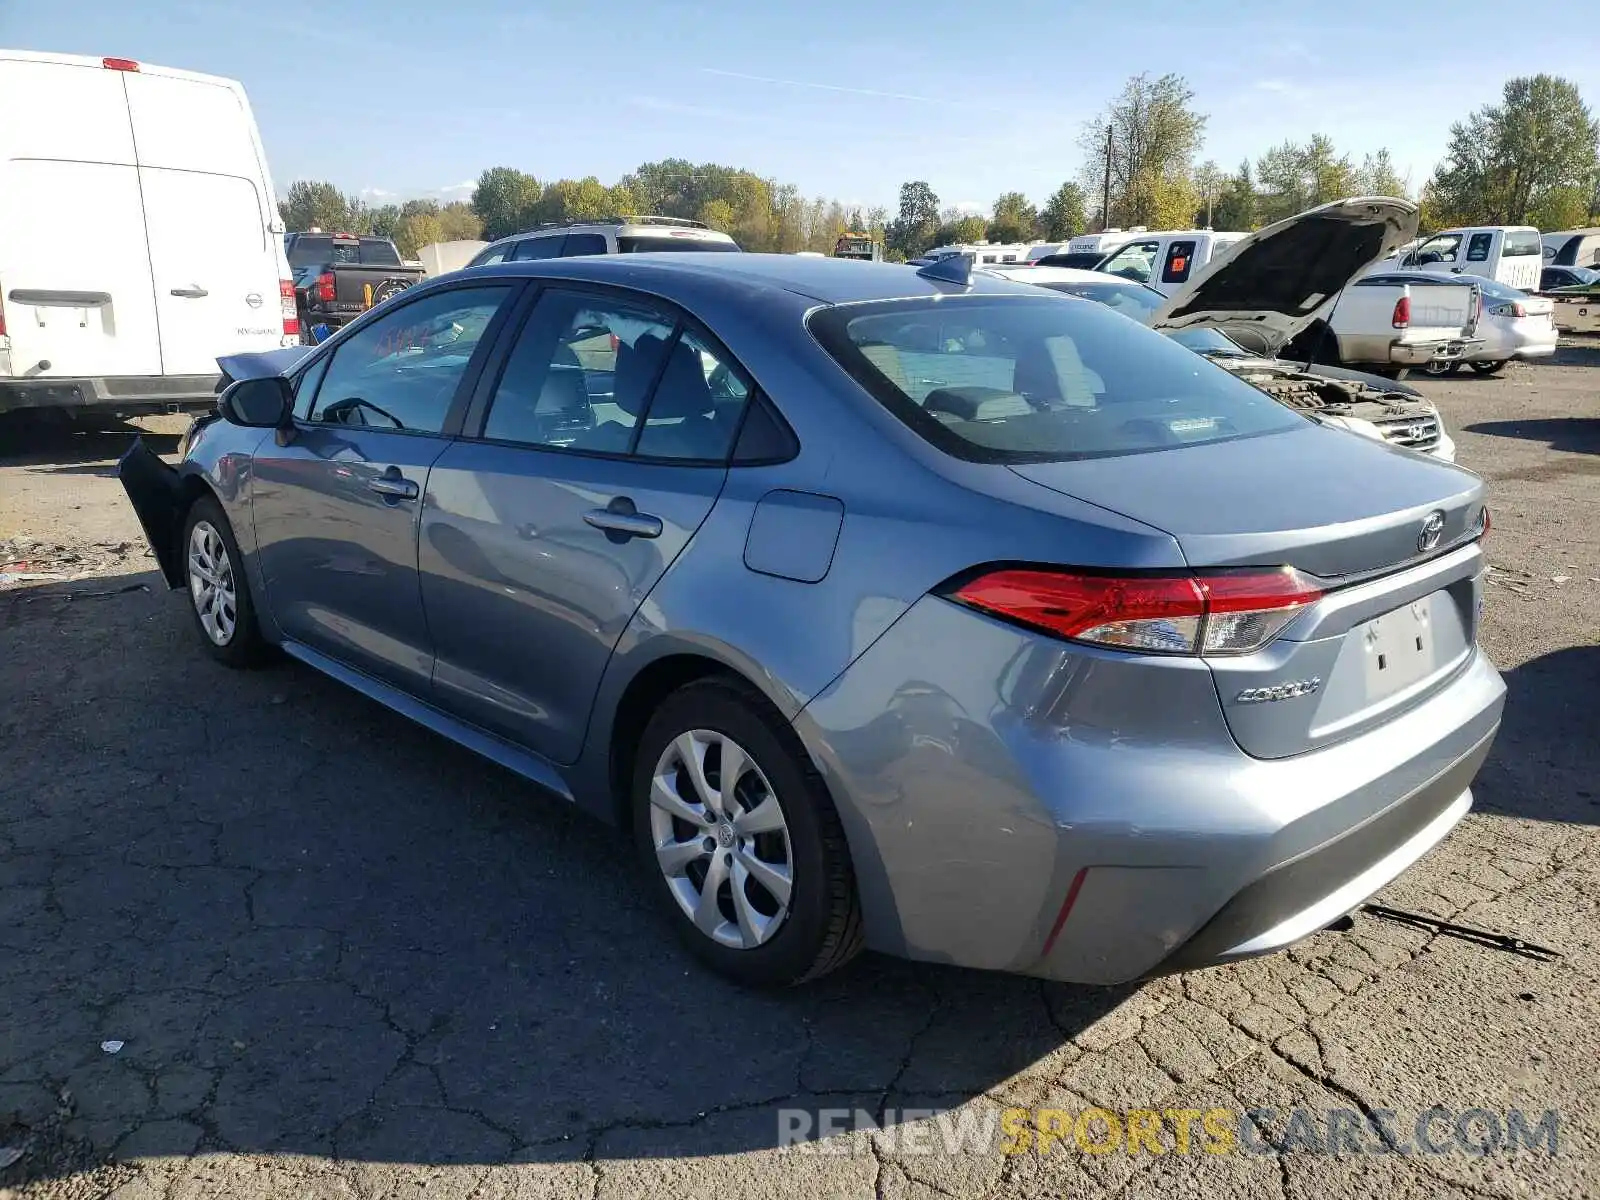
648 729 794 950
187 520 237 646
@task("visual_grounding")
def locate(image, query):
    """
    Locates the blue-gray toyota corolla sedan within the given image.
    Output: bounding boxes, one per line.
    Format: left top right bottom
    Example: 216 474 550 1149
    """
120 243 1504 989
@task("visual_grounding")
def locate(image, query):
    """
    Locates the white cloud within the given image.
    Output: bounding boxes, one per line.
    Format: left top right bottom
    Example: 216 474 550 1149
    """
360 187 394 199
437 181 475 194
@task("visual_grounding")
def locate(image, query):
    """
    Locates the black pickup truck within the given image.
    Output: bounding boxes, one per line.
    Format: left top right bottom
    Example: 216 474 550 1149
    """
284 233 426 338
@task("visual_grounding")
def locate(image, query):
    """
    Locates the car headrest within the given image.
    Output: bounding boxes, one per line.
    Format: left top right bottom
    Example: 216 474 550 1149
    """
613 332 668 418
647 339 714 420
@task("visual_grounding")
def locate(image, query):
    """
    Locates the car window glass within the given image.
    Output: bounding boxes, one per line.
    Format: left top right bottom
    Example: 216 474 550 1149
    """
481 290 675 451
1161 240 1197 284
359 240 402 266
1042 282 1166 319
1466 233 1493 262
1101 240 1158 282
473 247 509 266
292 353 331 420
1415 234 1461 263
1503 230 1541 257
562 233 608 256
513 236 565 261
308 286 509 433
634 328 747 462
732 396 798 463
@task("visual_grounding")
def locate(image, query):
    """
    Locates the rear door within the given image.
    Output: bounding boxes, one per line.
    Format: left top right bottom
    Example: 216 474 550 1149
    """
125 68 284 373
0 56 161 378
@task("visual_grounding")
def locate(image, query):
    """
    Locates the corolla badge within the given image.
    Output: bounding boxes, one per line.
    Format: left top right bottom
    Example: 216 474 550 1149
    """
1236 678 1321 704
1418 510 1446 553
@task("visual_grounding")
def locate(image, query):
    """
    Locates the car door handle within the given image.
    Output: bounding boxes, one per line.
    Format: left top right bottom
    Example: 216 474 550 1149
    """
583 500 662 539
169 285 209 298
368 472 419 500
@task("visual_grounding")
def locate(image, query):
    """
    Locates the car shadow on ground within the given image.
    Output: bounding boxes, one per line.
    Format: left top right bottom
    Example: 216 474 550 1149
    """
0 570 1131 1185
1473 644 1600 829
0 412 182 470
1462 416 1600 460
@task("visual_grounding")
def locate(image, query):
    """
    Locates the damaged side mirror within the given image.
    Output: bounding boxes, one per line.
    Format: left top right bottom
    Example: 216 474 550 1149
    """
218 376 294 429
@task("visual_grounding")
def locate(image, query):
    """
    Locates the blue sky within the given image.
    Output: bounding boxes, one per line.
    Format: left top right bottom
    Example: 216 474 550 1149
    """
5 0 1597 212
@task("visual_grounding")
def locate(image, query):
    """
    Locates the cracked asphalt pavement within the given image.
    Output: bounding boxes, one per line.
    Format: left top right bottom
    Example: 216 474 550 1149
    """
2 348 1598 1199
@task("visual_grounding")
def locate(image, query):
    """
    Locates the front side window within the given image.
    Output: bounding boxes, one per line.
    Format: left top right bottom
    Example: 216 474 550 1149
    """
481 290 676 451
1466 233 1493 262
1161 240 1198 284
287 235 332 270
470 245 510 267
809 296 1301 463
562 233 608 256
1414 233 1462 264
1101 240 1159 283
307 286 510 433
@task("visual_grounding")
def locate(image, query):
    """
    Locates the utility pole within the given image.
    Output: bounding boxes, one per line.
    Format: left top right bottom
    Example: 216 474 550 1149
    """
1101 123 1113 232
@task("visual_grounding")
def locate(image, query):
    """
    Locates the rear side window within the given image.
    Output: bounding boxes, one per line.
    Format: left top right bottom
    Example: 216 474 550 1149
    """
1161 240 1197 284
562 233 608 256
809 296 1301 463
1503 230 1542 257
1466 233 1493 262
513 236 565 260
471 246 510 267
618 235 741 253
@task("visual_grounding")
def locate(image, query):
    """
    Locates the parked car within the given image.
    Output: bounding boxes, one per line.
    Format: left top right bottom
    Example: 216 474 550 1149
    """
467 216 740 266
285 233 426 338
0 50 296 416
1539 269 1600 334
985 225 1457 464
1360 272 1555 375
1541 228 1600 270
120 252 1502 990
1300 273 1482 374
1540 265 1598 291
1393 226 1542 291
1095 230 1249 296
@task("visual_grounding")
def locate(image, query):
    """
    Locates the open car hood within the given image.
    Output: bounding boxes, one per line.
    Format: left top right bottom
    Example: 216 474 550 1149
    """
1150 197 1420 356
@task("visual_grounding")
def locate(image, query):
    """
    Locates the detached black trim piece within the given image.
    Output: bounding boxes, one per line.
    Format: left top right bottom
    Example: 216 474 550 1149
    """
118 439 187 589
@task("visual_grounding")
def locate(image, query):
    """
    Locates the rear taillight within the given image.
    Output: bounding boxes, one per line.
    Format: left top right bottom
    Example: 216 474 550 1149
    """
102 57 140 72
1490 301 1527 318
279 279 298 336
1477 505 1491 541
1391 295 1411 328
316 272 334 303
949 567 1323 657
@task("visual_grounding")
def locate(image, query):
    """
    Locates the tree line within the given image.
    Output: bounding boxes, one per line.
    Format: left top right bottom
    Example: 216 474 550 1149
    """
280 72 1599 262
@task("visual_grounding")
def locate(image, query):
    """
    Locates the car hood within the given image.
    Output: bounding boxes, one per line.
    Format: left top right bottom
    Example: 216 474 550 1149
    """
217 345 314 382
1150 197 1420 356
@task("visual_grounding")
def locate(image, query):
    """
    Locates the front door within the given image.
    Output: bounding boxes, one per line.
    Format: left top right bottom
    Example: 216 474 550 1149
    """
421 286 751 763
250 283 515 692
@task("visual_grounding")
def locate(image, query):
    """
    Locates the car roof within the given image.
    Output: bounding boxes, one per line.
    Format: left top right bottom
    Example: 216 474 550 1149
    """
461 251 1051 305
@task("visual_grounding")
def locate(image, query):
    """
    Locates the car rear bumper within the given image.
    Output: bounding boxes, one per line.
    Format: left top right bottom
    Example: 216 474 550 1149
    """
0 374 221 414
1391 337 1480 366
799 595 1505 985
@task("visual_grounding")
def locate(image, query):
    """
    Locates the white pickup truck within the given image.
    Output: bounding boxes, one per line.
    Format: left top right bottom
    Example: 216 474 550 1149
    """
1299 274 1481 374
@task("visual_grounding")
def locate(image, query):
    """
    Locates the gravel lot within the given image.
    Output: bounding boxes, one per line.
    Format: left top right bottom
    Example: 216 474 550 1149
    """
2 348 1598 1200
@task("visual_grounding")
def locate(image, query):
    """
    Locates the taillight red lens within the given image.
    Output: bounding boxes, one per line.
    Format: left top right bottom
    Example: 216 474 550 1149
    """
279 279 298 336
951 567 1322 656
316 272 335 303
102 57 140 72
1391 296 1411 328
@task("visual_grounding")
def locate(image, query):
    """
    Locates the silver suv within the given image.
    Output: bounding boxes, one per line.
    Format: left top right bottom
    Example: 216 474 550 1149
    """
467 216 740 265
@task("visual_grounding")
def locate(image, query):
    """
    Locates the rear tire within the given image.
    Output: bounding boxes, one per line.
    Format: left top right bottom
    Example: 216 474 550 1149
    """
1422 359 1460 376
180 496 269 669
1469 360 1507 376
631 677 863 988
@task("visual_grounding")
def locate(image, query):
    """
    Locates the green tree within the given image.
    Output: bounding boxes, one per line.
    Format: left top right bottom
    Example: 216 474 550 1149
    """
988 191 1039 242
1079 74 1207 228
437 201 483 242
887 180 940 256
1039 182 1088 239
698 198 736 232
1356 148 1409 198
279 180 358 231
1256 135 1357 224
471 167 542 240
1212 161 1257 230
392 212 444 259
538 176 613 223
1426 75 1599 225
367 204 402 239
1191 160 1224 227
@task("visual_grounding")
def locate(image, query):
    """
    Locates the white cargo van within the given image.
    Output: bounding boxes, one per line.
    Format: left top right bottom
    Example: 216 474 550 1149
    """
1542 228 1600 270
0 50 296 416
1398 225 1542 291
1097 230 1248 297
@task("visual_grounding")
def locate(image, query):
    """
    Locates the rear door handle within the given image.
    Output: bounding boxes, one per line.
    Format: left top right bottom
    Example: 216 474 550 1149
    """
368 468 419 501
170 285 209 298
583 498 662 539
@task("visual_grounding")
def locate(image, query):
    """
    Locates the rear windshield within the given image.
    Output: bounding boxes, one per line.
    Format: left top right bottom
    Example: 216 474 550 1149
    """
809 296 1302 463
1037 280 1165 321
288 236 401 268
619 235 741 254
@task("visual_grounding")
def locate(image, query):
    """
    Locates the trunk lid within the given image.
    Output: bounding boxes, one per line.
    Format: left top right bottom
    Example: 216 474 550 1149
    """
1152 197 1420 357
1011 428 1488 759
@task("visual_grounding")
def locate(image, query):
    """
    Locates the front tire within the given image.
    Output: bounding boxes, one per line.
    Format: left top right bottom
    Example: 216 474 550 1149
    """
632 678 863 987
181 496 269 668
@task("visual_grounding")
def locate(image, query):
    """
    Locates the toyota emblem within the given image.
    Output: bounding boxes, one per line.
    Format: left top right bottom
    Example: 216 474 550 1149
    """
1418 510 1446 553
245 293 263 309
